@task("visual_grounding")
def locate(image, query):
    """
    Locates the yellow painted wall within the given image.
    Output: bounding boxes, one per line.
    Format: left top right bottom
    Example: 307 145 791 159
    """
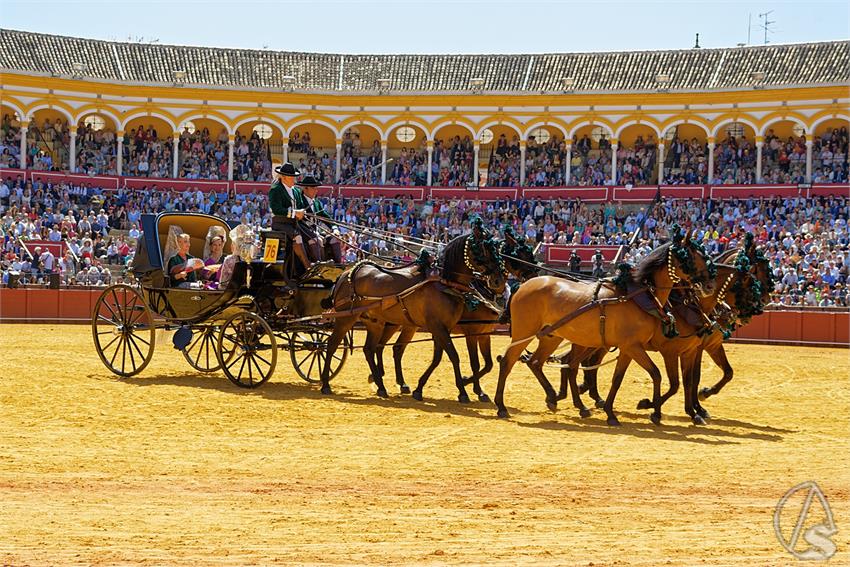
814 118 849 136
432 124 473 143
289 124 336 148
618 124 658 147
29 109 70 129
76 112 118 130
343 124 381 148
125 116 172 139
762 120 802 139
234 120 284 142
666 123 707 142
386 124 426 148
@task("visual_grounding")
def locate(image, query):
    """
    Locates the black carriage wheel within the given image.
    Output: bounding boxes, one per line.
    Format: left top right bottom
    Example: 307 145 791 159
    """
216 312 277 389
182 326 221 373
91 284 156 377
289 327 349 384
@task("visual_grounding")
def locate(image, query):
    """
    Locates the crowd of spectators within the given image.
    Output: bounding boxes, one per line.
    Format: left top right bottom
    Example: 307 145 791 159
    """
570 134 613 186
124 125 173 178
75 120 117 176
1 168 847 308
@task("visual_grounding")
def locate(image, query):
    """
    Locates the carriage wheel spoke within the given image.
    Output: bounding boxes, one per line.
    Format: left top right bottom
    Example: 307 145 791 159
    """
126 334 137 370
101 299 120 324
254 352 272 367
99 333 122 353
108 336 124 368
133 333 151 347
246 354 254 384
111 289 125 325
237 356 248 384
250 354 267 377
127 333 146 364
306 352 317 378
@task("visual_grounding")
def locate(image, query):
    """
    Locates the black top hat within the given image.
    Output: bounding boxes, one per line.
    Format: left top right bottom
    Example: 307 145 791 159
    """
274 162 300 176
298 175 321 188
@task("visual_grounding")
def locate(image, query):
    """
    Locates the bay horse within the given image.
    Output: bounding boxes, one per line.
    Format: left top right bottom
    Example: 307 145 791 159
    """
366 227 540 402
493 228 715 425
570 249 765 424
319 220 506 403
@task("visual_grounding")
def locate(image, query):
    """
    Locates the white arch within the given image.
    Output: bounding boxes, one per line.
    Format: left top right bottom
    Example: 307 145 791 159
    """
383 118 432 141
232 115 287 137
120 111 177 132
475 120 523 141
430 120 476 141
286 117 340 138
75 108 122 130
614 119 662 139
340 119 386 139
809 113 850 134
567 119 614 140
0 100 26 121
659 118 711 137
522 121 568 140
712 117 759 138
176 113 231 135
26 103 75 124
758 115 809 137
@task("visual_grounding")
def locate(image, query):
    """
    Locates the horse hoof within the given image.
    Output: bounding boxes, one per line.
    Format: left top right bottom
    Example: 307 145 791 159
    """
650 413 662 426
606 416 621 427
320 384 333 396
478 393 491 403
497 408 509 419
412 389 423 401
579 408 592 419
399 384 411 395
376 389 388 398
698 387 711 401
546 400 557 412
367 374 374 384
458 393 471 404
698 409 711 421
636 398 652 410
594 399 606 409
578 383 589 395
692 415 707 426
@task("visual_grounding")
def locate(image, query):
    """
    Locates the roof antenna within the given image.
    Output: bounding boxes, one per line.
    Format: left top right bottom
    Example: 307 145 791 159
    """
693 33 701 49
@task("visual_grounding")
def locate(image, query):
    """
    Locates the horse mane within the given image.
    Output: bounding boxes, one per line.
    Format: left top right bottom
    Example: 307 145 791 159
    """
440 233 468 279
631 242 672 285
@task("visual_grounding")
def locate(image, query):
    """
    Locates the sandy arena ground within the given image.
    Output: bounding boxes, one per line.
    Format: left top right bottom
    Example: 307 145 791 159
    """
0 323 848 566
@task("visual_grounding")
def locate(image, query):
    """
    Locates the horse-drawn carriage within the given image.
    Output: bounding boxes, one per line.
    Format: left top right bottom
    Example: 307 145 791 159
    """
91 212 351 388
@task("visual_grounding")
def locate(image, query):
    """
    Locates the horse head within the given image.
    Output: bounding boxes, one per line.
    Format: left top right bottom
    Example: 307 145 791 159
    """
669 225 717 294
465 217 506 294
501 225 539 281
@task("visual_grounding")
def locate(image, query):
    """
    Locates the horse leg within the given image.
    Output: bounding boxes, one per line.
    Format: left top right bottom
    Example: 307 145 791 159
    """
320 315 358 395
411 338 444 402
464 334 481 386
362 323 390 398
637 351 680 413
472 335 494 402
577 348 606 408
602 354 633 426
698 342 733 406
525 335 563 412
494 336 533 418
392 326 416 394
434 326 471 404
567 353 593 418
371 323 398 386
622 346 665 425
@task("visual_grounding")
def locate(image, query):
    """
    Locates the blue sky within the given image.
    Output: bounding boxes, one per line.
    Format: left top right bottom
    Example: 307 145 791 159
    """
2 0 848 54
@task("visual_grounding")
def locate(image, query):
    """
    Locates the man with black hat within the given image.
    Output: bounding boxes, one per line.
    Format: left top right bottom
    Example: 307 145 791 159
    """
297 175 343 263
592 248 605 279
269 162 312 269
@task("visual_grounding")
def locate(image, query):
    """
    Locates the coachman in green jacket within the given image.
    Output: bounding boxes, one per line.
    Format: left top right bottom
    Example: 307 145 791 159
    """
269 162 312 269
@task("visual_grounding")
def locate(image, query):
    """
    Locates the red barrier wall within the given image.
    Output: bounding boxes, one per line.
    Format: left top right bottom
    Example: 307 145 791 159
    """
2 289 846 347
4 169 847 203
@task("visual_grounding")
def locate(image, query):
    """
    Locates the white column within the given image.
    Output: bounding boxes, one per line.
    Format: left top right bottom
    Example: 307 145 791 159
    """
519 141 527 186
69 126 77 172
564 143 572 185
227 135 235 181
805 138 813 183
19 122 28 168
116 131 124 176
282 137 289 163
610 141 619 185
707 138 715 183
380 141 388 184
426 141 434 186
473 142 480 186
172 134 179 179
657 142 665 184
755 137 763 183
335 139 342 183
